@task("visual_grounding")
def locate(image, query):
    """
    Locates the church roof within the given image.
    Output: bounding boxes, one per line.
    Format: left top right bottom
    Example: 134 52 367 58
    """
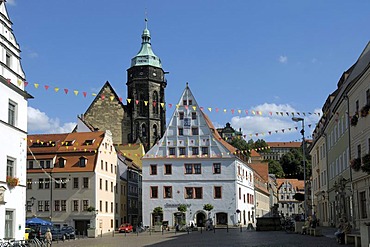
131 19 162 68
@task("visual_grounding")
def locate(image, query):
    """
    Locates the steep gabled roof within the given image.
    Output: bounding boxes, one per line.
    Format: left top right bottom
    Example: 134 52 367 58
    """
276 178 304 191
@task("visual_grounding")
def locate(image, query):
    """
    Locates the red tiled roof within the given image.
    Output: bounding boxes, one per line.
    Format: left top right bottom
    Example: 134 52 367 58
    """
276 178 304 190
267 142 301 148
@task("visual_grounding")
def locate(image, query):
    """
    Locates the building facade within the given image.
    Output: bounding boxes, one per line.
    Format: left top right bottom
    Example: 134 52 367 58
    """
276 179 304 218
0 1 32 240
26 131 119 236
310 41 370 230
142 84 255 228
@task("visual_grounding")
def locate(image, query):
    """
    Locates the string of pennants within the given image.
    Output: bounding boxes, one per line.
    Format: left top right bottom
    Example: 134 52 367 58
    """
11 78 321 117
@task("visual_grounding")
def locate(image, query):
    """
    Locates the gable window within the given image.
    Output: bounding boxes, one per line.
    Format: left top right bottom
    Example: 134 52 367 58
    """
169 147 175 155
79 157 87 167
179 112 184 120
201 147 208 155
188 100 192 105
164 186 172 198
183 100 187 106
58 158 65 168
179 147 186 155
6 52 11 67
150 186 158 198
164 164 172 175
8 100 16 126
150 164 157 175
178 128 184 136
213 163 221 174
192 147 199 155
191 112 196 120
191 127 198 135
83 139 95 145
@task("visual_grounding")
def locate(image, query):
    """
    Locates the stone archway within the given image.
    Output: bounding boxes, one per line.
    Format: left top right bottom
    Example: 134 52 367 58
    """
196 212 206 227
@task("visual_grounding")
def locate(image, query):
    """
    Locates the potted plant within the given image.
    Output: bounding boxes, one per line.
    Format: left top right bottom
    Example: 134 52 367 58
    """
360 105 370 118
351 114 359 126
350 158 362 172
361 154 370 174
6 176 19 187
152 207 163 232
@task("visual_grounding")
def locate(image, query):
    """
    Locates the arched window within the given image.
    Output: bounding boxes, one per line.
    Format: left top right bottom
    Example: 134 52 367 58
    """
153 124 158 137
142 123 147 137
135 122 140 138
152 91 159 114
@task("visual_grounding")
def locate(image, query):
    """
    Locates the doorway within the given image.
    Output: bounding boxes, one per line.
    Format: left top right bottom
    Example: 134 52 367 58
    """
196 212 206 227
75 220 89 236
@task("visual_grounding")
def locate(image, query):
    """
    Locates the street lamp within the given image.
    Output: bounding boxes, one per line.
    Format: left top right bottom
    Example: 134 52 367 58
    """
292 117 307 220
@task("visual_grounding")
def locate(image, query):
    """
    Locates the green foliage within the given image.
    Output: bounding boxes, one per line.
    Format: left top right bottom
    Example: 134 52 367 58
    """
177 204 187 213
86 206 96 212
153 206 163 215
203 204 214 212
280 148 311 179
268 160 284 178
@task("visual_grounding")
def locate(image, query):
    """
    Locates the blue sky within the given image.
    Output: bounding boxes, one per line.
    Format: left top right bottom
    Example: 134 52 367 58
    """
6 0 370 142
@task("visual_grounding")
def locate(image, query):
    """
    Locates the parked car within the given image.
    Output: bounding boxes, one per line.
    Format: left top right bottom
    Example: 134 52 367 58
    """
61 226 76 239
25 227 34 241
118 223 133 233
28 225 51 241
50 228 68 241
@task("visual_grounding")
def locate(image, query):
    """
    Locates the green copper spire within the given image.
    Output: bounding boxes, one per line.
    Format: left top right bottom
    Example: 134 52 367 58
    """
131 18 162 68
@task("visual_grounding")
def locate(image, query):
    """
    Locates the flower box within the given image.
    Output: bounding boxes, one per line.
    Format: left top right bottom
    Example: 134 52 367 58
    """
351 114 359 126
6 176 19 187
350 158 361 172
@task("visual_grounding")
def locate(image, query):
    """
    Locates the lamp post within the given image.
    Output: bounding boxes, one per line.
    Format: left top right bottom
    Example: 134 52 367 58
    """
292 117 307 220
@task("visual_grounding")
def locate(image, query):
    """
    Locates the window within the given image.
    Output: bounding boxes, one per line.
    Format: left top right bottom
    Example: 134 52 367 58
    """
101 160 103 170
105 162 108 171
239 188 241 200
55 200 60 211
183 100 187 105
201 147 208 155
367 89 370 105
5 211 13 239
6 52 11 67
213 163 221 174
169 147 175 155
111 182 113 192
360 191 367 219
179 147 186 155
191 112 197 120
45 160 51 169
73 178 79 189
150 186 158 198
83 177 89 188
188 100 192 105
79 157 86 167
61 178 67 189
214 186 222 199
61 200 67 211
184 163 201 174
164 164 172 175
99 178 102 190
192 147 199 155
164 186 172 198
179 112 184 120
111 202 113 213
356 100 359 113
105 201 108 212
73 200 79 211
185 187 203 199
6 158 14 177
27 179 32 189
99 201 102 212
45 178 50 189
150 164 157 175
55 178 61 189
191 127 198 135
37 201 43 211
83 200 89 211
358 144 362 159
178 128 184 135
105 180 108 191
8 100 16 126
45 201 49 211
28 161 34 169
194 164 201 174
58 158 65 168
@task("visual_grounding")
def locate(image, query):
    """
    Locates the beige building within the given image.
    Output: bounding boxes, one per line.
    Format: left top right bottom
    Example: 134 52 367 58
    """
261 142 301 161
26 131 119 236
276 179 304 218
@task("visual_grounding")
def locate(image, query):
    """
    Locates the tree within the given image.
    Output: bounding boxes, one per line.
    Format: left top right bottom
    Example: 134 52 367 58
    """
280 148 311 179
203 204 214 218
268 160 284 178
153 206 163 215
177 204 187 213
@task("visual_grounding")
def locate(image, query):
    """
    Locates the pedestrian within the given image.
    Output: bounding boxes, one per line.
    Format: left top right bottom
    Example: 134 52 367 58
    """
45 228 52 247
311 212 317 228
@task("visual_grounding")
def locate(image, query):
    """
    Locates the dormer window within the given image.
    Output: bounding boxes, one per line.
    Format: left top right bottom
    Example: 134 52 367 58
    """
58 157 65 168
79 157 87 167
183 100 187 106
179 112 184 120
83 139 95 145
62 140 75 146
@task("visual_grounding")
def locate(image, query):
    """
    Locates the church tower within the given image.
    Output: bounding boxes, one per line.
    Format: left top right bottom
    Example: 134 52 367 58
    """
127 20 167 151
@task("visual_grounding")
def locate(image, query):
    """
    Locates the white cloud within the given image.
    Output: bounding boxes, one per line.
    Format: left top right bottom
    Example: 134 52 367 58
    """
6 0 16 6
279 55 288 64
229 103 321 141
27 106 76 134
